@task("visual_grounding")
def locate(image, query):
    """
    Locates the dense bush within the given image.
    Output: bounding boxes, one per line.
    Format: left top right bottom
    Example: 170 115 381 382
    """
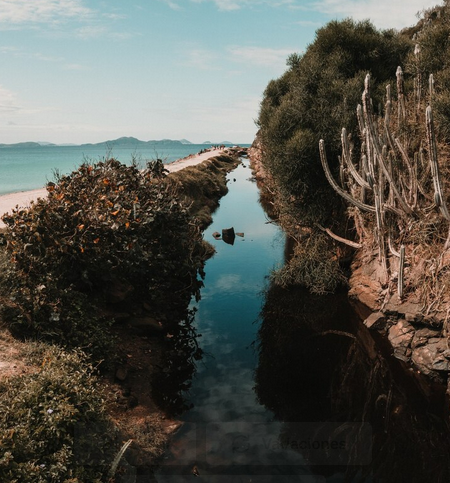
1 159 210 359
0 345 117 482
258 18 411 227
271 233 347 294
257 18 413 292
404 0 450 141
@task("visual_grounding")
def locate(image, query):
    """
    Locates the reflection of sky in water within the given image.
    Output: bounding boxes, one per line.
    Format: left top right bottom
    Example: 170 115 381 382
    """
157 161 313 477
188 161 284 423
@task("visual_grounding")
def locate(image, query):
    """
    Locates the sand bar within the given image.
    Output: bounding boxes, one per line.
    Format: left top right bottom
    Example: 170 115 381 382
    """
0 148 225 228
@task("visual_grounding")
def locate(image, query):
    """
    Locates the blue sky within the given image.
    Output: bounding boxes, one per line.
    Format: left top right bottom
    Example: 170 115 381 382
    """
0 0 441 144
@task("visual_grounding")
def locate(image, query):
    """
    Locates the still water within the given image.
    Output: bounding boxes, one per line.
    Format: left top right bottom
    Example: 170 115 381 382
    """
153 160 450 482
0 143 246 195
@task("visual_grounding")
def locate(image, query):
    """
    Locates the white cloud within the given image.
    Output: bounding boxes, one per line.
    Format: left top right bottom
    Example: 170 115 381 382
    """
190 0 295 11
64 63 87 70
0 85 20 113
0 45 67 64
0 0 131 38
163 0 182 10
184 49 219 70
0 0 93 26
76 25 108 39
314 0 439 29
295 19 322 27
228 46 295 69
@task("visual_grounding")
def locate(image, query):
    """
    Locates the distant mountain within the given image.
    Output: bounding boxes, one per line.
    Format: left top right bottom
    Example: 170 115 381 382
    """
0 137 233 148
0 142 44 148
202 141 233 145
81 137 187 148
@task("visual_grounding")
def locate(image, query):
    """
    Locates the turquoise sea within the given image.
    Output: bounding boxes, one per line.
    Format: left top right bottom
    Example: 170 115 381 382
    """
0 143 248 195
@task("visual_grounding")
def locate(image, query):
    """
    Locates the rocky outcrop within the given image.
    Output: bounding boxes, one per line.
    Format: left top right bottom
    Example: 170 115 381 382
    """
355 247 450 383
248 133 267 181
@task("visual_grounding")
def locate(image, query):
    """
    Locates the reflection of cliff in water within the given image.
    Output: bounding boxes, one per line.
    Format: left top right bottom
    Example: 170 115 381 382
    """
256 282 450 482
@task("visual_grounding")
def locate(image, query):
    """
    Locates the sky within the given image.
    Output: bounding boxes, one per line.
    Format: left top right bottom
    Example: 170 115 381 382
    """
0 0 443 145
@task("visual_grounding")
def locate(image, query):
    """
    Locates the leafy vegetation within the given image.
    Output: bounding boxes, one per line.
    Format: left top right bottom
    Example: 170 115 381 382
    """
271 233 347 294
167 154 240 228
257 5 450 293
404 0 450 141
258 18 411 227
1 158 210 360
0 152 241 480
0 345 117 483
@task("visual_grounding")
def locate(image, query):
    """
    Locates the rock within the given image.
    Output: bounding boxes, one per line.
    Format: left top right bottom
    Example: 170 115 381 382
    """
383 301 423 321
404 313 417 323
364 312 386 330
222 227 235 245
388 320 415 357
411 328 441 349
422 314 443 328
412 338 450 376
236 232 244 237
212 231 221 239
163 421 183 435
348 284 380 311
116 366 128 382
127 316 164 334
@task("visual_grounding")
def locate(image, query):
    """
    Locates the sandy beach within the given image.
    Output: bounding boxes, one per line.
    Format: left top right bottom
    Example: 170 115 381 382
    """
0 148 224 228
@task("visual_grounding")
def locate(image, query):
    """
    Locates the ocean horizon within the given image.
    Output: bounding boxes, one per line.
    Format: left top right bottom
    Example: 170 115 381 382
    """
0 142 250 196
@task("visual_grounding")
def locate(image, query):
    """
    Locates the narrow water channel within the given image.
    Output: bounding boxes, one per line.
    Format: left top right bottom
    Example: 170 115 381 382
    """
154 160 450 483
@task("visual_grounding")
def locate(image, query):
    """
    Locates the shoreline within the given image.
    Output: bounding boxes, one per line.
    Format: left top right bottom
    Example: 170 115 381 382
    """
0 147 225 228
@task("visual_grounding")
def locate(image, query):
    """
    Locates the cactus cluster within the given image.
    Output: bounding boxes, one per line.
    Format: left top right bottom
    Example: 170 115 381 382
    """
319 68 448 298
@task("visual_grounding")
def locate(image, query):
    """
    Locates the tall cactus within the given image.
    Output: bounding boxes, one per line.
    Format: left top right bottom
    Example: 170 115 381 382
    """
426 105 450 221
319 68 450 294
396 66 406 125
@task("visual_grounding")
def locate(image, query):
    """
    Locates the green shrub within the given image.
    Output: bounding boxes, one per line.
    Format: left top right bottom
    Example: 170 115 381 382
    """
257 18 411 227
403 1 450 141
167 154 238 228
1 159 209 359
271 233 347 294
0 345 117 483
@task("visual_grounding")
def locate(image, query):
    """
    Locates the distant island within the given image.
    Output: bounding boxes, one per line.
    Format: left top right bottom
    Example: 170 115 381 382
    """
0 137 236 149
202 140 233 145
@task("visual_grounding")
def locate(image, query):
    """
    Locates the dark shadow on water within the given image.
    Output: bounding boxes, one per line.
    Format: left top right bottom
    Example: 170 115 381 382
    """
151 309 203 416
152 160 450 482
256 283 450 482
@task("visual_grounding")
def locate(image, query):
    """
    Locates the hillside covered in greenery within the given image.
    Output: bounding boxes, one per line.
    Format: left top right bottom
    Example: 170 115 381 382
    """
256 0 450 295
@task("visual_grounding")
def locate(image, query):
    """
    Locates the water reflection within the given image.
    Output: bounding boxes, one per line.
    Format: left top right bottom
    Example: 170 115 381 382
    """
154 159 450 482
256 283 450 482
152 309 203 416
